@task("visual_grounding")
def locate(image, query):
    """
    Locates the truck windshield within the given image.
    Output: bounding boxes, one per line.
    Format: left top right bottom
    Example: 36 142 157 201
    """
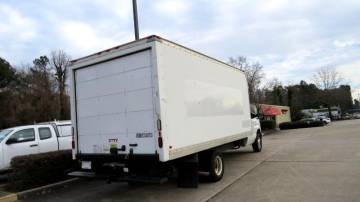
0 130 13 143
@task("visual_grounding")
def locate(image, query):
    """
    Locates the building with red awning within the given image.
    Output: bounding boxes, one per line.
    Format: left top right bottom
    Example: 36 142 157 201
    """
260 104 291 128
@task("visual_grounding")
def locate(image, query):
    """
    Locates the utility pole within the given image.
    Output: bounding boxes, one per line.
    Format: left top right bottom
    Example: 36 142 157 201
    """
132 0 139 40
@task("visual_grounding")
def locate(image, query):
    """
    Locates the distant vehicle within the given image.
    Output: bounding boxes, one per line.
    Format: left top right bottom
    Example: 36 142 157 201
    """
300 118 317 122
299 118 325 126
317 116 331 125
0 121 72 171
301 117 330 125
342 114 352 120
69 35 262 187
353 113 360 119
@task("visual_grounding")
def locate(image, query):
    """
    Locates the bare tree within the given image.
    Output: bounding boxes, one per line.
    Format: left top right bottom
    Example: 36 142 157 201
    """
229 56 247 70
50 50 71 120
313 66 342 89
265 77 282 89
229 56 264 103
30 56 57 122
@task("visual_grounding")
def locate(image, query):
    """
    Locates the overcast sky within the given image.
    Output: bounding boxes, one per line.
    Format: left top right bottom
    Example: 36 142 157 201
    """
1 0 359 99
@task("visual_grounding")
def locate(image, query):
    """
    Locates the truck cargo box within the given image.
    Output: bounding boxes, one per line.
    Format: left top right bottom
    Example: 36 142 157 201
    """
70 35 252 162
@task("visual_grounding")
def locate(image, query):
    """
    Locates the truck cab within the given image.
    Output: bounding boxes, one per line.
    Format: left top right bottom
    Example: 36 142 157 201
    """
0 122 72 171
250 112 263 152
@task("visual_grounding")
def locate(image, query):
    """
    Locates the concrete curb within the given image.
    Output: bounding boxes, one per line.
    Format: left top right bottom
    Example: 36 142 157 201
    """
8 178 79 200
17 178 79 200
0 194 17 202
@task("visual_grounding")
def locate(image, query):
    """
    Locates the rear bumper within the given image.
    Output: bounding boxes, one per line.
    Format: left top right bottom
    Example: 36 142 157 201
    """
72 153 168 183
76 153 159 162
68 170 168 184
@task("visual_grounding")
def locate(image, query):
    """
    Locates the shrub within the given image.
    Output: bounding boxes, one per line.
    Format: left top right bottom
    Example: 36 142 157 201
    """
279 120 324 130
279 122 293 130
7 150 74 191
260 120 276 130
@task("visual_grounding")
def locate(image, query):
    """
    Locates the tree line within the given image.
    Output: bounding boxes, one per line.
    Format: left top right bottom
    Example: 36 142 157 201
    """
229 56 355 120
0 51 70 129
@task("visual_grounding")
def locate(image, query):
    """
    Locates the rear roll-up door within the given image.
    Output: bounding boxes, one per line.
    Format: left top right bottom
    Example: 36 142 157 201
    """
74 50 157 155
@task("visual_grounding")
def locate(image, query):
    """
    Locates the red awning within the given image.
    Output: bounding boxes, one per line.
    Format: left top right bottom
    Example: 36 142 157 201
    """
262 107 282 116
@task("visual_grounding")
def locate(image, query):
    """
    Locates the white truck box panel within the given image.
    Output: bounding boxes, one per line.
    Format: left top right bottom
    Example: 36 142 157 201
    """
155 41 251 161
71 36 252 162
74 50 157 155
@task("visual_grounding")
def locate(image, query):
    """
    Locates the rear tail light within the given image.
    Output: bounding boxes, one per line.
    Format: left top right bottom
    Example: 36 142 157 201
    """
71 127 75 149
157 119 163 148
158 136 163 148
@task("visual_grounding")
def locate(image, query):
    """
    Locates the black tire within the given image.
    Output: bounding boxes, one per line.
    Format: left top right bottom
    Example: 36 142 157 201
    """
91 161 103 173
252 131 262 152
208 152 224 182
127 181 138 186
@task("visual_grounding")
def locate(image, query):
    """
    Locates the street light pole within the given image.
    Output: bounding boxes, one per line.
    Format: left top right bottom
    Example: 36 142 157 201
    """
132 0 140 40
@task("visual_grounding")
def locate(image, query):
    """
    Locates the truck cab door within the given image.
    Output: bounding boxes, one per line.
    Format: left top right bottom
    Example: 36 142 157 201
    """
249 113 261 143
37 126 58 153
3 128 39 169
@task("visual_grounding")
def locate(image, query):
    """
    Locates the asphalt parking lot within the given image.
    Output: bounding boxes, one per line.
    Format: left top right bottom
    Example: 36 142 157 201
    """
22 119 360 202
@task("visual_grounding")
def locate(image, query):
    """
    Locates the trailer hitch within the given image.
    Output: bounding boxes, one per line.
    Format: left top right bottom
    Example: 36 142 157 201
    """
110 145 126 155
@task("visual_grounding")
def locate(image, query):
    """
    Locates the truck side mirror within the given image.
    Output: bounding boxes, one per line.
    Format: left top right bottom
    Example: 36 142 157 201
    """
6 138 16 145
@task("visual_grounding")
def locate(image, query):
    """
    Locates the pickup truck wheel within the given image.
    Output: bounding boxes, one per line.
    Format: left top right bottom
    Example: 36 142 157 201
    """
127 181 138 186
252 132 262 152
208 152 224 182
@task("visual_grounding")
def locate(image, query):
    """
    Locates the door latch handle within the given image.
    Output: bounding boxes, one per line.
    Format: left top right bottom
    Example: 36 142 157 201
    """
30 144 38 147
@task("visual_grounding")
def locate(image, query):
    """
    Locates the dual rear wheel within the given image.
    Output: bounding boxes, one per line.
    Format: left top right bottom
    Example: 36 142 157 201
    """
203 132 263 182
199 151 224 182
208 152 224 182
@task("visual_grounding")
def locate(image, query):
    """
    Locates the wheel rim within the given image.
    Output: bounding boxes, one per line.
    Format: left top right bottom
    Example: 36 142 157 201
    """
214 156 223 176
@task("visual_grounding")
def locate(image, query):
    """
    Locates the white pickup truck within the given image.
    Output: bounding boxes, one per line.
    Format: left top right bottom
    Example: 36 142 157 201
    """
0 121 72 171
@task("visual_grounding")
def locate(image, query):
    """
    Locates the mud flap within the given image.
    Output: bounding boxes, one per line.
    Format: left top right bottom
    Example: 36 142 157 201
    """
177 154 199 188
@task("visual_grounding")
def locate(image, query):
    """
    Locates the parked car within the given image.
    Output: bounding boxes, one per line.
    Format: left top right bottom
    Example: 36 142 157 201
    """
299 118 325 126
300 118 317 122
0 121 72 171
342 114 352 120
318 116 331 125
353 113 360 119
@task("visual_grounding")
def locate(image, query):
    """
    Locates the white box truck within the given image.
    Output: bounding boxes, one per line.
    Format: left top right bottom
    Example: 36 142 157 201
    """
69 35 262 187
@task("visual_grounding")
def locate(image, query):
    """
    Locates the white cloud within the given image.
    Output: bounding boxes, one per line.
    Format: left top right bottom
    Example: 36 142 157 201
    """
258 0 288 13
336 60 360 99
0 0 360 95
91 0 132 20
333 40 358 48
0 3 38 63
153 0 191 25
336 61 360 84
155 0 188 16
0 3 37 41
59 21 121 56
353 89 360 101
